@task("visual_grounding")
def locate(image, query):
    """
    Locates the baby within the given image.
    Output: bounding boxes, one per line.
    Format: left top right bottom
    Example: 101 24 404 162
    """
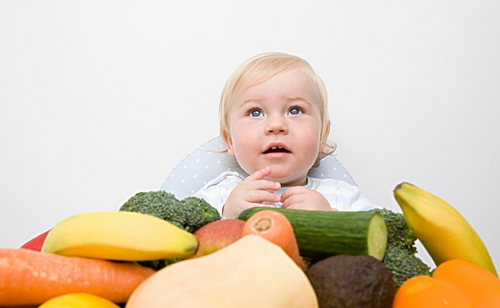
194 52 378 218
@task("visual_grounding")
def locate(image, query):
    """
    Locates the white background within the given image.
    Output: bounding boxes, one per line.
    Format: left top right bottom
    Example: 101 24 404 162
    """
1 1 499 269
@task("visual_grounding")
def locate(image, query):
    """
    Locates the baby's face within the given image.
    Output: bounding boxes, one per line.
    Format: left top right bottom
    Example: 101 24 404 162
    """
224 70 325 186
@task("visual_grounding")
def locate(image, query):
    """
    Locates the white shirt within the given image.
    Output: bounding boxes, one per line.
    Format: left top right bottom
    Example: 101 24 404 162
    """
193 171 379 215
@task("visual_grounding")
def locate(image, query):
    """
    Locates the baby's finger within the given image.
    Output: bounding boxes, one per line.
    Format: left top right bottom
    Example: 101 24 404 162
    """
245 189 281 204
253 179 281 192
245 166 272 181
281 193 302 209
280 186 305 202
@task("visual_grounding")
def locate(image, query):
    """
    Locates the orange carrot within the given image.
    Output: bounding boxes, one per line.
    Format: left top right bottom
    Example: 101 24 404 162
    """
0 248 155 306
241 210 307 271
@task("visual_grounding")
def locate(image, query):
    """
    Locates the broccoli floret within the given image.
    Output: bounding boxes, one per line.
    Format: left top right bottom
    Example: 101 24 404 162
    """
378 207 418 254
382 245 432 289
119 191 221 233
371 208 432 289
180 196 222 233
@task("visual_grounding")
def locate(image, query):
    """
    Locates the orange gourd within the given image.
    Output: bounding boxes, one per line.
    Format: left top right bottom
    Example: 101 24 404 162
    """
433 259 500 307
393 259 500 308
393 275 473 308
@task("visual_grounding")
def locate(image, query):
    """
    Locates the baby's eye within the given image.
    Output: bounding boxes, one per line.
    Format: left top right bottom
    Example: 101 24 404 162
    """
248 108 263 117
288 106 303 115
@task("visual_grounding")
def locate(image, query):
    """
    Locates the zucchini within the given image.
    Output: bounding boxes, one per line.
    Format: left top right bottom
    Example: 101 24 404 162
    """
237 208 387 261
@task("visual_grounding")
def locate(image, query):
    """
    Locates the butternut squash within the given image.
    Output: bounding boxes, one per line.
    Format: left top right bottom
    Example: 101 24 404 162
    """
125 235 318 308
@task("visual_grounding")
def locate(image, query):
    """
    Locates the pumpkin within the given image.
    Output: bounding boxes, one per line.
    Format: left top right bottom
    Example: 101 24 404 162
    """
393 259 500 308
126 234 318 308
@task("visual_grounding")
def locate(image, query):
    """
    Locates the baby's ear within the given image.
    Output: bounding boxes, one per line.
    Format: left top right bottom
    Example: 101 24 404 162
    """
319 121 331 151
222 130 235 155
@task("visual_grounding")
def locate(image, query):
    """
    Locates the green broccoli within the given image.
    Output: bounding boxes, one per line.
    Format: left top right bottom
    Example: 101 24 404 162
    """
119 191 221 233
370 208 432 289
180 196 222 232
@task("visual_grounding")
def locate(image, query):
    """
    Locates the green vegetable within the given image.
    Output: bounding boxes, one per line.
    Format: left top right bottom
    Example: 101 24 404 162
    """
237 207 388 261
370 208 432 289
119 191 221 233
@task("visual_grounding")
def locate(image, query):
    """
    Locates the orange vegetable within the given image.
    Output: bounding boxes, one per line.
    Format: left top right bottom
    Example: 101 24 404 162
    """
433 259 500 307
241 210 306 271
393 275 473 308
394 259 500 308
0 248 155 306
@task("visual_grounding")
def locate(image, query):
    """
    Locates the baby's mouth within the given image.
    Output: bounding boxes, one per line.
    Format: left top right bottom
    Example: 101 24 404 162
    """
263 146 291 154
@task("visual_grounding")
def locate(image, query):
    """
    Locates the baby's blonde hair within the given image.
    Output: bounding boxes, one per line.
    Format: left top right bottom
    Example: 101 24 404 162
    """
219 52 336 167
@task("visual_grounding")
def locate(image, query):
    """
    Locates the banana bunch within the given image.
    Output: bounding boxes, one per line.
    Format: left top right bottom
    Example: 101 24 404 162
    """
393 182 497 276
42 211 198 261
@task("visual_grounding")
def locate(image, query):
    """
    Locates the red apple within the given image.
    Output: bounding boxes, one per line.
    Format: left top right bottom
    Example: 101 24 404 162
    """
21 229 51 251
192 219 245 257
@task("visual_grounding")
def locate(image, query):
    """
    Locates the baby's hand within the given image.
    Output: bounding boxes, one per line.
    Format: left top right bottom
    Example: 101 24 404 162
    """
280 187 336 211
222 166 281 219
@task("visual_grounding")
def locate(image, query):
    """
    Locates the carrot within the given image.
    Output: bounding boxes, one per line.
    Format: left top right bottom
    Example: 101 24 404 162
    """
241 210 307 271
432 259 500 307
0 248 155 306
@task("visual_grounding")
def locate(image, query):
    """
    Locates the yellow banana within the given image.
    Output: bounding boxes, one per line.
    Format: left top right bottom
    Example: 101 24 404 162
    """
394 182 497 276
38 293 120 308
42 211 198 261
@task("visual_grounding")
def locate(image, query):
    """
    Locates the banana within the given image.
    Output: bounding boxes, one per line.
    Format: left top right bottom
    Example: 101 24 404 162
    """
393 182 497 276
42 211 198 261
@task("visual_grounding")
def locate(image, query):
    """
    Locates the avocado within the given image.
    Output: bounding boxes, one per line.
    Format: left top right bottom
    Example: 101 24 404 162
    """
306 254 395 308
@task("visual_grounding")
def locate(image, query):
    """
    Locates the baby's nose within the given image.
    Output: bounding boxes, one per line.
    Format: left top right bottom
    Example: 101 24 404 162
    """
265 116 288 134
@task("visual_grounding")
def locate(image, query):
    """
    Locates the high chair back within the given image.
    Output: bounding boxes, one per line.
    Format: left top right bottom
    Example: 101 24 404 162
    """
160 137 357 199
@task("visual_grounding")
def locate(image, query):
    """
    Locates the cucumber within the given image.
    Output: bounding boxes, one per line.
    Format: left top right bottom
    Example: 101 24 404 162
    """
237 208 387 261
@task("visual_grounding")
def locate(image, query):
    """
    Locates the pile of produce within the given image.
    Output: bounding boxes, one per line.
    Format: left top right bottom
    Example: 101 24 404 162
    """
1 183 499 307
